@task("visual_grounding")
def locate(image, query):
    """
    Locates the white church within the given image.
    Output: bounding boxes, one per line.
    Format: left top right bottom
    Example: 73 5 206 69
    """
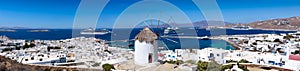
134 27 158 65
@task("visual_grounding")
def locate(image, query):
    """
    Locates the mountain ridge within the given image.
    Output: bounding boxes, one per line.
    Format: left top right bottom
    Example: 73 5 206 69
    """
226 16 300 30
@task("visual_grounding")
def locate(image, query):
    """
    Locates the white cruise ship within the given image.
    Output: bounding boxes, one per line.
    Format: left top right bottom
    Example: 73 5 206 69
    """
231 26 254 30
80 28 111 35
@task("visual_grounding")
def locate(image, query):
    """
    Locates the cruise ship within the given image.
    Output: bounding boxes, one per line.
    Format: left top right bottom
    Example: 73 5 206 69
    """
80 28 111 35
231 26 254 30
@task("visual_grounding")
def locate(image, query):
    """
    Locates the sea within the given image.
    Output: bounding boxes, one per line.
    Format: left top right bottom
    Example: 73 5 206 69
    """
0 28 296 50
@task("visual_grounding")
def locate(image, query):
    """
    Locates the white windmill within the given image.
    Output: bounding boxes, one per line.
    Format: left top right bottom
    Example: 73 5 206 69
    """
134 27 159 65
134 15 179 65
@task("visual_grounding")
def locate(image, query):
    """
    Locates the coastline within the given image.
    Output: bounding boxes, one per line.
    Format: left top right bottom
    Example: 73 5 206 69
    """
210 36 241 50
259 28 298 32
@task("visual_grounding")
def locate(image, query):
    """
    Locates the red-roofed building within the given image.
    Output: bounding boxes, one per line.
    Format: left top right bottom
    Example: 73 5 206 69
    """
289 54 300 61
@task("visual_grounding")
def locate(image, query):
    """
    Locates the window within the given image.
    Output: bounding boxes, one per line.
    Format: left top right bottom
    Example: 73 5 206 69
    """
39 59 43 61
25 59 28 61
31 57 34 60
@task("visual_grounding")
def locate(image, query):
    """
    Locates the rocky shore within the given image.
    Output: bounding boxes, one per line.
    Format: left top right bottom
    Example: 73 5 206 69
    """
0 56 101 71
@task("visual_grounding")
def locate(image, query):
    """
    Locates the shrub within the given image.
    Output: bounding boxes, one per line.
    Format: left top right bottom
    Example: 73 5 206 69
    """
102 63 115 71
273 39 281 42
196 60 208 71
221 65 232 71
67 46 75 49
165 60 183 65
238 59 250 63
295 50 300 54
1 48 12 52
22 43 30 49
226 60 238 63
15 46 20 50
47 46 61 51
283 35 294 39
29 43 35 47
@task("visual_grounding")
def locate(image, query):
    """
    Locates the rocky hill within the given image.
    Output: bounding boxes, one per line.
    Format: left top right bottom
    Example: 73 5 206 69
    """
227 16 300 30
0 56 100 71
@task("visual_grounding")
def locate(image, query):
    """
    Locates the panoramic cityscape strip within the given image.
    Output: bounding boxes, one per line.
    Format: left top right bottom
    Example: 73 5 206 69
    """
1 0 300 71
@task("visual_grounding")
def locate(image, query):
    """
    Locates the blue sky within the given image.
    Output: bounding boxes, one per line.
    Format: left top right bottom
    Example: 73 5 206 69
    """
1 0 300 28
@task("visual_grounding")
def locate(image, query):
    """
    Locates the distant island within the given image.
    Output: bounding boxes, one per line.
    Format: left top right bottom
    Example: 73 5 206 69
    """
226 16 300 31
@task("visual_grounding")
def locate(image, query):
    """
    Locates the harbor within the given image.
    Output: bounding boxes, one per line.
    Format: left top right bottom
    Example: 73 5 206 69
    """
0 27 300 71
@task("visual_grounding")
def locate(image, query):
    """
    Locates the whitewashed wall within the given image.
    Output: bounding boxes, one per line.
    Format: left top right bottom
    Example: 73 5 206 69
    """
134 40 158 65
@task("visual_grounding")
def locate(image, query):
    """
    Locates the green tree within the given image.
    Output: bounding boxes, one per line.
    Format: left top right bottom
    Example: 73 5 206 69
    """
15 46 20 50
29 43 35 47
221 65 232 71
273 39 281 42
238 59 250 63
23 43 29 49
226 60 238 63
294 50 300 54
1 48 12 52
283 35 294 40
165 60 184 65
197 60 208 71
102 63 115 71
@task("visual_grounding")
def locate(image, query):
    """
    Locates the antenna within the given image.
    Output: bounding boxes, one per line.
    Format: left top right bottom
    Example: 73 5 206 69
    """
144 14 150 27
167 16 172 24
157 13 160 29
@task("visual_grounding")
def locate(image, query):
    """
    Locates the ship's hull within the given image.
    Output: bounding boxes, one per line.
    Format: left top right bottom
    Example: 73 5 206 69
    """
231 28 253 30
80 32 109 35
231 26 254 30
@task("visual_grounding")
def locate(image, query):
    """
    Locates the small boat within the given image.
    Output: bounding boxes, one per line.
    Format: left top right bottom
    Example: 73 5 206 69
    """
199 36 210 40
80 28 111 35
231 26 254 30
166 27 179 30
28 30 49 32
164 27 179 35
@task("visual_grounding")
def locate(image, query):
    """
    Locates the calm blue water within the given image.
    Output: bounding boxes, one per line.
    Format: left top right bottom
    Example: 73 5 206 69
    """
0 28 296 50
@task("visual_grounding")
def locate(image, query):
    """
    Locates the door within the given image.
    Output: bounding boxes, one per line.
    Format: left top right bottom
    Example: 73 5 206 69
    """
148 53 153 63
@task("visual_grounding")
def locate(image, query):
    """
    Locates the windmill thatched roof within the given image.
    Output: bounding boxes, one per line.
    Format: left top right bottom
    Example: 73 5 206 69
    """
134 27 158 43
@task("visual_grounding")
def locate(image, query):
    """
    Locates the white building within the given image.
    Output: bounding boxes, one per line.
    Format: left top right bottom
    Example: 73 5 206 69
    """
134 27 158 65
197 48 226 64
